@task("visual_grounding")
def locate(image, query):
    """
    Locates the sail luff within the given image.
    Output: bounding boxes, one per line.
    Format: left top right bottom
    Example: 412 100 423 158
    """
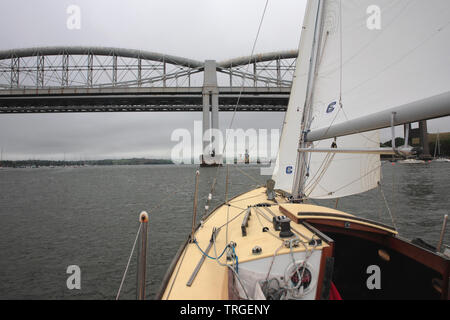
271 0 322 194
299 0 383 200
292 0 326 199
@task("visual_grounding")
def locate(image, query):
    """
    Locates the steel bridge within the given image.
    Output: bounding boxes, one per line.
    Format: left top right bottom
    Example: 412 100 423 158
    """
0 46 297 113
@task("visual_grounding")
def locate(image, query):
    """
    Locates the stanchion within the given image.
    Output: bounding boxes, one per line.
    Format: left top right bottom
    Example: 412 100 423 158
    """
136 211 149 300
437 214 448 253
190 170 200 242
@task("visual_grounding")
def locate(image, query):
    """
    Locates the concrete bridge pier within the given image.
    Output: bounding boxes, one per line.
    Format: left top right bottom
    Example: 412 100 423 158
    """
419 120 432 160
202 93 211 155
201 60 223 167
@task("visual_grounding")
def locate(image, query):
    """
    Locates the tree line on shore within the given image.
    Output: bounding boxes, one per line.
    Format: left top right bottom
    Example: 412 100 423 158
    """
381 132 450 157
0 158 173 168
1 133 448 168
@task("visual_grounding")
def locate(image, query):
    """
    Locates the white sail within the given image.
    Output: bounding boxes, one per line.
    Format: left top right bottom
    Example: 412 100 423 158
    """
274 0 450 199
272 0 319 193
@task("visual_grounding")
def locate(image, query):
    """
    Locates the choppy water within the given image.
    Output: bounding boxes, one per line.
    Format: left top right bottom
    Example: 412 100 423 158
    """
0 162 448 299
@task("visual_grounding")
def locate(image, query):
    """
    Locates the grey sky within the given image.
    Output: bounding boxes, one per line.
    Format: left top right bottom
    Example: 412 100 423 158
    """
0 0 448 160
0 0 305 59
0 0 303 160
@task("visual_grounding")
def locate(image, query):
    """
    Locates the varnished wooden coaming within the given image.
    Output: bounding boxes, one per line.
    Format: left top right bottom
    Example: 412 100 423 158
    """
294 218 449 299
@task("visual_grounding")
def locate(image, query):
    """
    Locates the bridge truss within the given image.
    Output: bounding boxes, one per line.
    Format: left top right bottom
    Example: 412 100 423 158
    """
0 47 297 113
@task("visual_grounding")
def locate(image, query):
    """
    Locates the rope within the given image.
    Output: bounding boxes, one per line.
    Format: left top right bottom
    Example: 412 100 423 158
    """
146 190 177 215
234 165 262 185
286 238 317 298
304 152 332 189
340 107 380 144
253 206 311 243
211 230 250 299
115 223 142 300
228 193 265 205
232 245 239 273
308 160 387 199
217 208 247 230
379 182 398 231
193 238 228 260
305 153 335 197
265 243 285 281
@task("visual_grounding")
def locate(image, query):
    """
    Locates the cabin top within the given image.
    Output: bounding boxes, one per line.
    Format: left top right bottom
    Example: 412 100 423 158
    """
162 187 397 299
162 187 329 299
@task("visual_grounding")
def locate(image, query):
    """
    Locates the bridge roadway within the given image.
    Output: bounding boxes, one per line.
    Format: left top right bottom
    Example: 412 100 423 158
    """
0 86 290 113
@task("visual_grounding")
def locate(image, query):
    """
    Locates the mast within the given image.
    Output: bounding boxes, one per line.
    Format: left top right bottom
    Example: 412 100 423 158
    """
292 0 325 200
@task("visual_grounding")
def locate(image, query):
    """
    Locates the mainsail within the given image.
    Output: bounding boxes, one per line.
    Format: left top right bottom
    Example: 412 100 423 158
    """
273 0 450 199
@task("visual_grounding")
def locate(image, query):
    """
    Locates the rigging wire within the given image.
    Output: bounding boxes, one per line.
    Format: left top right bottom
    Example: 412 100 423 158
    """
378 181 398 231
116 223 142 300
223 0 270 141
216 208 247 230
377 181 383 221
391 162 398 230
305 153 335 197
339 0 343 106
228 193 267 205
225 165 230 245
202 0 270 219
300 0 343 194
304 151 332 190
233 165 263 186
308 160 387 200
146 189 178 214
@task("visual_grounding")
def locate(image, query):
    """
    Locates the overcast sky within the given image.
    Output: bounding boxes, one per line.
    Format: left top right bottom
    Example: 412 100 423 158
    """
0 0 448 160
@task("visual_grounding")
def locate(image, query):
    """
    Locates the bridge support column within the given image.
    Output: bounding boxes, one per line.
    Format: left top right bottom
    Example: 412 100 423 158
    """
201 60 222 167
202 93 211 154
419 120 432 160
211 92 219 150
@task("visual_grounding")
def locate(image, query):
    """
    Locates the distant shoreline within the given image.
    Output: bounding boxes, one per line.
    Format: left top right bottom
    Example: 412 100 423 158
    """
0 158 174 168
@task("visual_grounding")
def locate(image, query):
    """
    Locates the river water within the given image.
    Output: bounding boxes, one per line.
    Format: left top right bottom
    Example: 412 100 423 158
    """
0 162 448 299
